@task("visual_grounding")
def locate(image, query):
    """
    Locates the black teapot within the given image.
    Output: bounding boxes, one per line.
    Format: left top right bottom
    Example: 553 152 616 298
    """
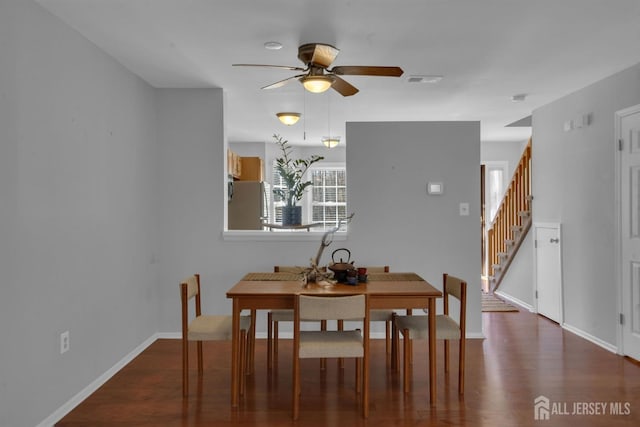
328 248 355 283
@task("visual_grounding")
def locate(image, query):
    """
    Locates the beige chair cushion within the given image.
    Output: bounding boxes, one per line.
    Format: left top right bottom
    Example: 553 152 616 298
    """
395 314 461 340
435 315 461 340
369 309 394 321
299 330 363 358
270 309 294 322
395 315 427 339
188 314 250 341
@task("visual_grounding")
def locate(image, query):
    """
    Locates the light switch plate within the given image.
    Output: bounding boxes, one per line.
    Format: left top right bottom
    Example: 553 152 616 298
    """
459 202 470 216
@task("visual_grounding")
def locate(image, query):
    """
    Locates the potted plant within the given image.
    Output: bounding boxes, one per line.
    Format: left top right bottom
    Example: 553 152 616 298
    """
272 134 324 226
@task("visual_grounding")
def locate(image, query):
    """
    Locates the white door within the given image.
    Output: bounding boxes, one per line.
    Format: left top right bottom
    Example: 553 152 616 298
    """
534 223 563 323
618 104 640 360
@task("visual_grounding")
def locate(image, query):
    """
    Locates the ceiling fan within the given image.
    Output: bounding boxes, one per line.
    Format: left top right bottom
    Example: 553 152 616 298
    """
233 43 404 96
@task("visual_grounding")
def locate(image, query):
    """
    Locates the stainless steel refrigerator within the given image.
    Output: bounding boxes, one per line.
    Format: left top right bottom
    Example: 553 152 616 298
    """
228 181 271 230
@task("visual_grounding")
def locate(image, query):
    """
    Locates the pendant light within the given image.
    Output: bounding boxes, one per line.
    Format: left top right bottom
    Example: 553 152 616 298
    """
276 112 301 126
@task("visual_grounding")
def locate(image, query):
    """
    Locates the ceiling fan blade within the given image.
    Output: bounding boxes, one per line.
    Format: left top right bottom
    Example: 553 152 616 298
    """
233 63 307 72
261 74 305 90
331 75 359 97
330 65 404 77
298 43 340 68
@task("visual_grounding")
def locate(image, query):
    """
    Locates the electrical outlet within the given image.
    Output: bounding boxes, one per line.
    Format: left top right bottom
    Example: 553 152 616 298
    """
60 331 70 354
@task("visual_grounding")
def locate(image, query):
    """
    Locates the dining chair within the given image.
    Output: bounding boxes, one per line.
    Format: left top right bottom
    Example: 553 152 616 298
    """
393 273 467 394
292 294 369 420
180 273 251 398
332 266 393 368
267 266 327 370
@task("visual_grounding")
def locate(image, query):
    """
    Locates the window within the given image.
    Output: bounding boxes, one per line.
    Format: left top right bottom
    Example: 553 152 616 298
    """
308 166 347 230
271 162 348 230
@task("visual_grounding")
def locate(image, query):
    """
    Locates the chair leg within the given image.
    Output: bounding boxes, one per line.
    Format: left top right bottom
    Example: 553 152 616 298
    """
338 320 344 369
444 339 450 373
385 320 391 364
355 358 361 394
248 309 256 375
403 329 411 393
292 352 300 419
320 320 327 370
391 314 400 372
197 340 203 375
458 338 465 395
182 338 188 397
273 320 279 369
267 312 273 370
240 330 246 396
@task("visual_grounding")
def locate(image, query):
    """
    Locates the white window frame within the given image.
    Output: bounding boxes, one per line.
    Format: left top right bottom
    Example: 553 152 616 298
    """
304 163 347 230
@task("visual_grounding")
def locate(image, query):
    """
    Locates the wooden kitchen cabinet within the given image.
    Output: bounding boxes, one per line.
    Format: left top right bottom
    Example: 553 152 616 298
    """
238 157 264 181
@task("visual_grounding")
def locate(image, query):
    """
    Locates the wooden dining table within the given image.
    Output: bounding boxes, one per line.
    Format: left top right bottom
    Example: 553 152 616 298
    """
226 272 442 408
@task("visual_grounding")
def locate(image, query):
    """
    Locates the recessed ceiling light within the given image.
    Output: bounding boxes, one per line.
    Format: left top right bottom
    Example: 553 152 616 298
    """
264 41 283 50
406 75 443 84
511 93 527 102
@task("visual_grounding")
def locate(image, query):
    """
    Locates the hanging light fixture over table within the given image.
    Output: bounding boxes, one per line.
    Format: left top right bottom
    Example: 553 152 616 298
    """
322 136 340 148
276 112 301 125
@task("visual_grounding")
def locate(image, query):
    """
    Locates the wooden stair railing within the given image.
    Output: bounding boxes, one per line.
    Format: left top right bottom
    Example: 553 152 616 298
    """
487 138 532 292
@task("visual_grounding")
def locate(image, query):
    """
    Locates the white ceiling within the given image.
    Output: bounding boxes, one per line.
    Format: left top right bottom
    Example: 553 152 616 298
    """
38 0 640 147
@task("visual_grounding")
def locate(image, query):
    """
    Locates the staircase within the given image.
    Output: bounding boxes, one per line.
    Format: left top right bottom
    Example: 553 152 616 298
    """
486 138 532 292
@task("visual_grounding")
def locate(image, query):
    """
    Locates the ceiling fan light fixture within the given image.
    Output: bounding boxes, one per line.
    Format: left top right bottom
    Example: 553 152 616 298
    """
276 112 301 125
300 75 335 93
322 136 341 148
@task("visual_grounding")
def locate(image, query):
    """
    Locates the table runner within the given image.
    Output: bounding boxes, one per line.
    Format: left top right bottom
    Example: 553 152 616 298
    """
367 272 424 281
243 271 424 282
242 272 303 281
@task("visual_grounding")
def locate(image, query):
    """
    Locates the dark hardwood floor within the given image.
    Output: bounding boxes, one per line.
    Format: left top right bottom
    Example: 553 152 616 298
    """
56 310 640 426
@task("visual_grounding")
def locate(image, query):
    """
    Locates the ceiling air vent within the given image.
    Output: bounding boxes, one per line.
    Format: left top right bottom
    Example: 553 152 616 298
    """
406 75 443 84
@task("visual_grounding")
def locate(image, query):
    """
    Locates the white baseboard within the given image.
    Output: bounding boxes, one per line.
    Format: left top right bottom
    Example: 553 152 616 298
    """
561 323 618 354
494 290 534 312
37 334 159 427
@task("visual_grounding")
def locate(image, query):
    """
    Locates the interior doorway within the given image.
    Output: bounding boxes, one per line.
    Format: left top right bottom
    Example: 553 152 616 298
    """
481 161 509 290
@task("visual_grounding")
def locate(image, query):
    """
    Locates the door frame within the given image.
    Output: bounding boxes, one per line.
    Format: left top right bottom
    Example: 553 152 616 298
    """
533 222 564 324
615 103 640 356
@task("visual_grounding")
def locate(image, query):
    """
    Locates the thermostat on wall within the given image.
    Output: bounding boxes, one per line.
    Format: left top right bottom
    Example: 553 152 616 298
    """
427 182 443 195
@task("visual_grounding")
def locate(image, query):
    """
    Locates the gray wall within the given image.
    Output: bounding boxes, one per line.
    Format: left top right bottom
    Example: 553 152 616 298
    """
532 63 640 345
155 105 483 337
346 122 482 334
0 1 160 426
